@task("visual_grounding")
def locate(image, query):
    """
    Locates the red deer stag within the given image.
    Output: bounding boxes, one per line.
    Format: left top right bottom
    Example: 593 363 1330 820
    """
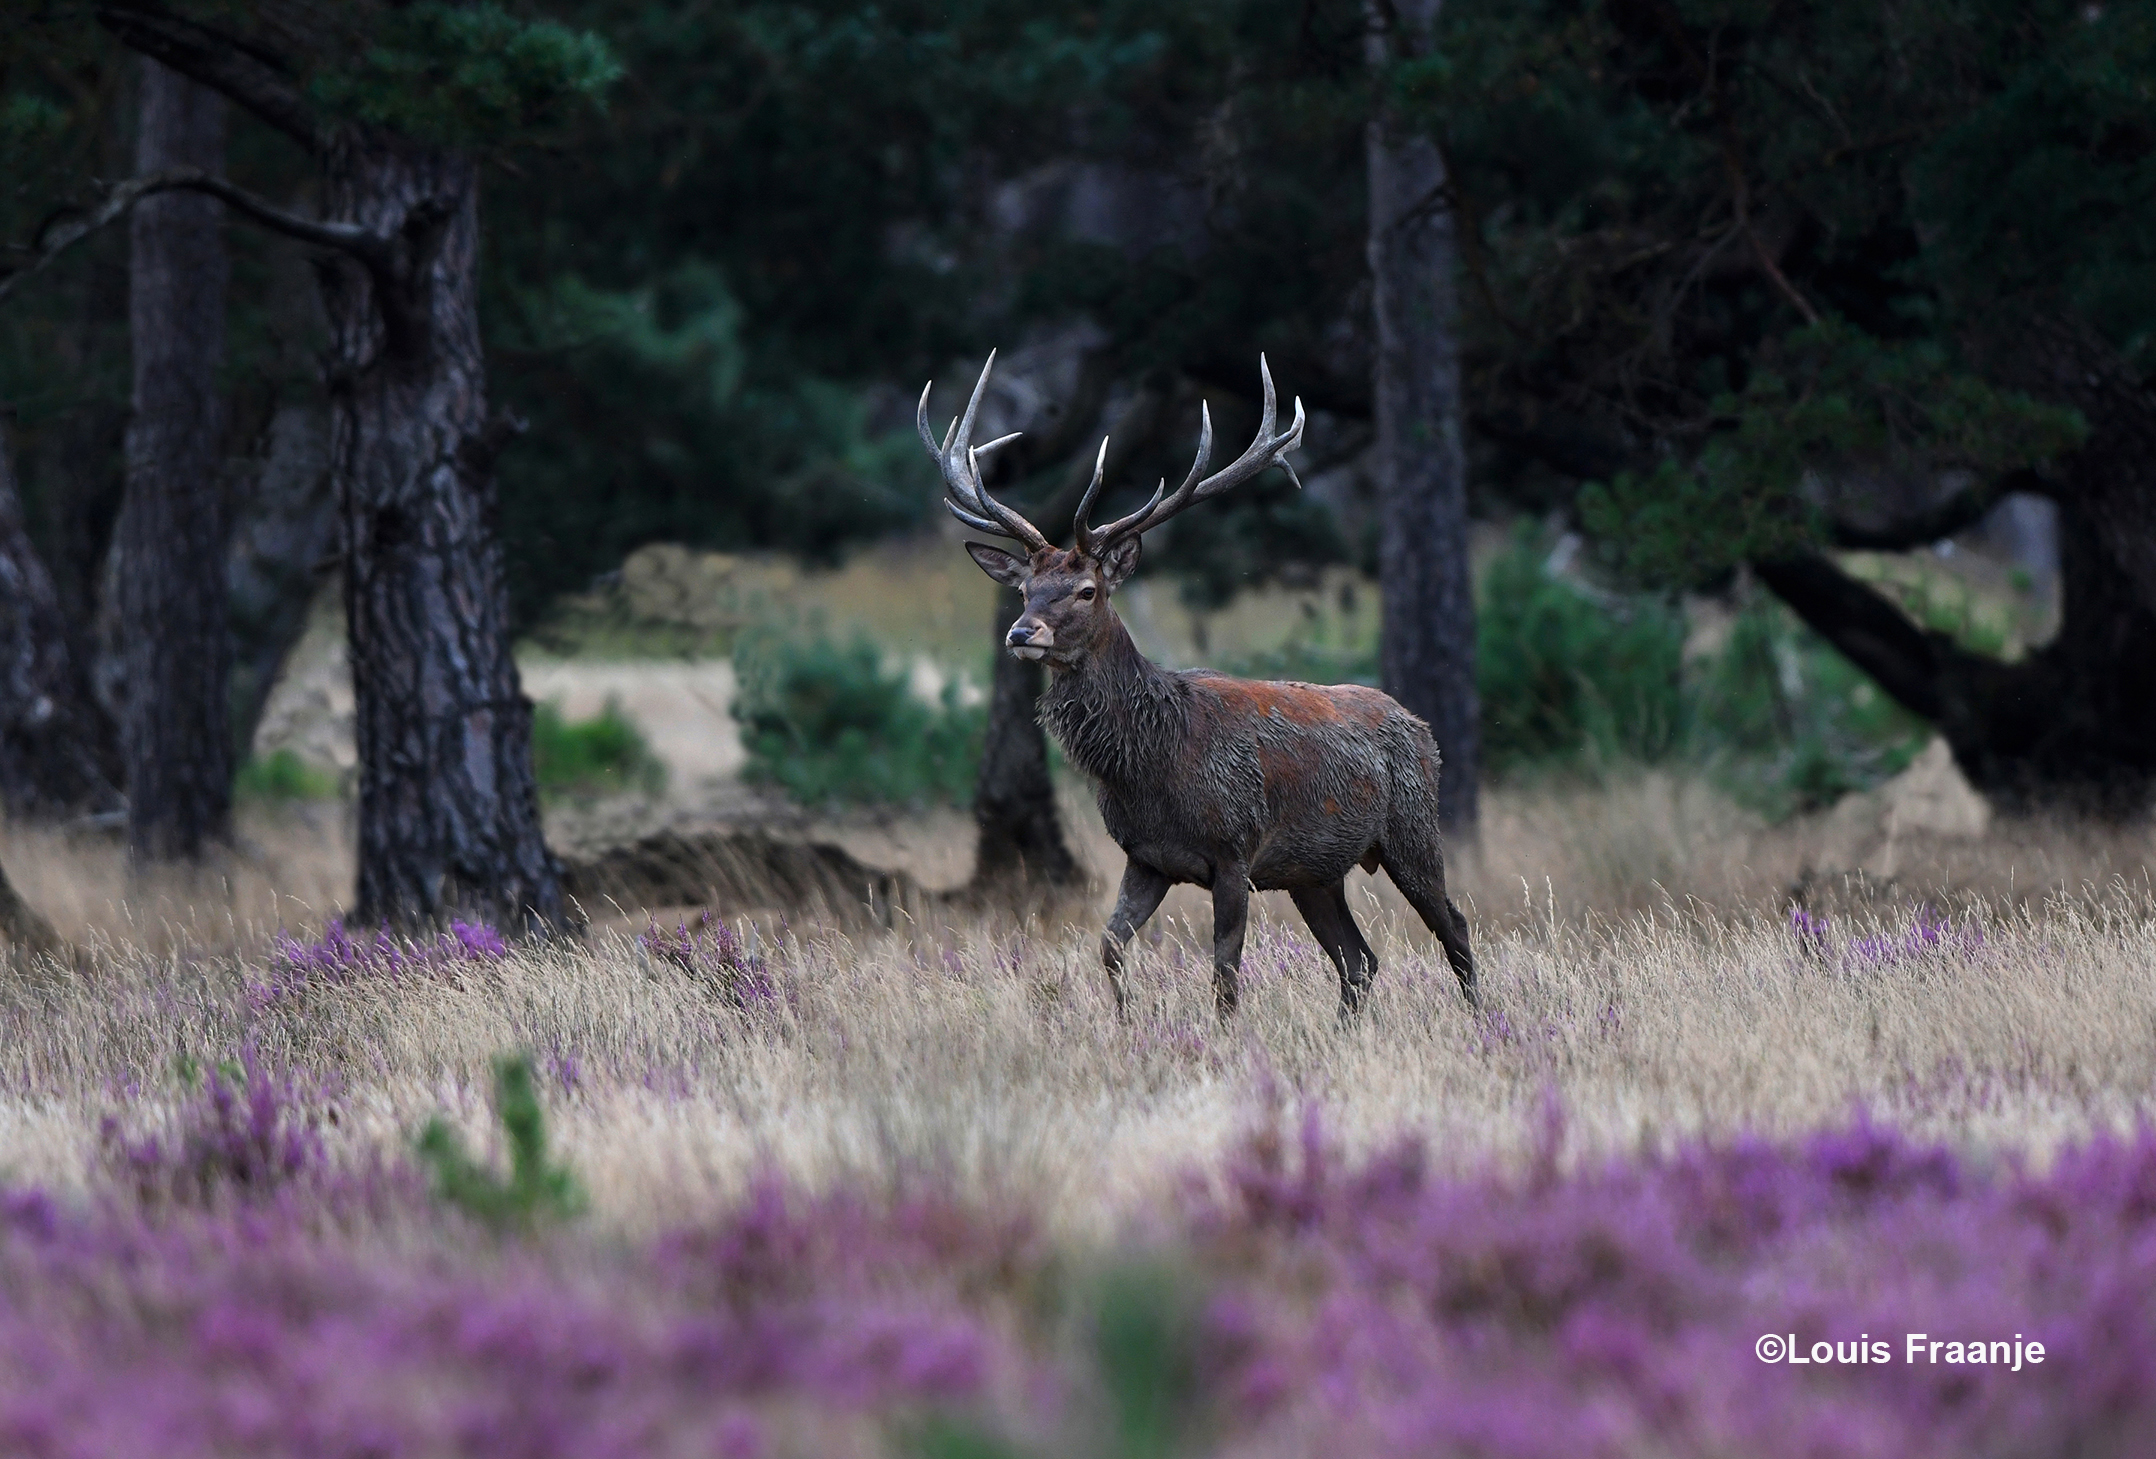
921 353 1475 1019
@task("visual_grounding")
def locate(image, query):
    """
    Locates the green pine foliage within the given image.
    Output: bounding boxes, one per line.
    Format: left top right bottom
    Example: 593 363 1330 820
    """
1577 322 2086 592
416 1055 585 1234
309 3 621 144
732 632 985 809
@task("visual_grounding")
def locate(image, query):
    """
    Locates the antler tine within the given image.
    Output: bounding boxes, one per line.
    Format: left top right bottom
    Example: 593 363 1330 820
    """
1088 356 1302 551
1070 437 1111 554
916 351 1051 552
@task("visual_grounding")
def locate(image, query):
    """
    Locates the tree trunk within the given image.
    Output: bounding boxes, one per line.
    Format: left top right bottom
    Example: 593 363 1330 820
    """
317 132 566 930
117 59 233 861
226 401 335 759
1757 496 2156 815
1979 311 2156 621
0 417 123 822
1752 309 2156 817
1367 0 1480 835
968 586 1083 894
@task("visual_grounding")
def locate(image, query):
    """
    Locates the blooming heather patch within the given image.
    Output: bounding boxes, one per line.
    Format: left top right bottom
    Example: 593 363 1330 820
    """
1182 1108 2156 1458
639 911 783 1012
7 1107 2156 1454
1788 902 1985 973
256 916 509 1003
99 1046 326 1209
0 1170 1043 1458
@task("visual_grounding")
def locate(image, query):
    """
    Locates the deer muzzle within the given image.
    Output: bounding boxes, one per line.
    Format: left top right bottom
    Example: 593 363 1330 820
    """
1005 620 1052 661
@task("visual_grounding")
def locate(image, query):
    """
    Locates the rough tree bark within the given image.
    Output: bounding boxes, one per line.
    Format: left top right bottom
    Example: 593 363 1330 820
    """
1367 0 1480 834
0 417 123 822
318 135 564 929
117 58 232 861
92 6 569 929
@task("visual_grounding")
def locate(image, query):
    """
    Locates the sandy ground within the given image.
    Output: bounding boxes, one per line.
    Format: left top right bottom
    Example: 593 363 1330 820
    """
519 658 745 787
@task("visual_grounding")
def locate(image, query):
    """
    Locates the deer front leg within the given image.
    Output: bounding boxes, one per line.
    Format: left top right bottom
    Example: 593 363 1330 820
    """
1101 860 1171 1018
1210 862 1251 1020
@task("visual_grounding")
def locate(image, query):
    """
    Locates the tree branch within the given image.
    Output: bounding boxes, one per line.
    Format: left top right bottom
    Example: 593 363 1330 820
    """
1824 468 2044 552
1752 552 1952 721
0 170 387 310
95 1 321 151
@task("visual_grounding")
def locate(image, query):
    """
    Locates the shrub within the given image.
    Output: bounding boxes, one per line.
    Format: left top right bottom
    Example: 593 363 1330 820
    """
1474 528 1925 811
417 1054 585 1233
1477 527 1690 772
531 696 667 798
233 748 340 802
732 631 984 808
1690 600 1928 815
101 1046 324 1208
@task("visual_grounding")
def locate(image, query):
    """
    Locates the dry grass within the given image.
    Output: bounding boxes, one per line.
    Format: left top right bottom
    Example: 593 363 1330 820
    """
5 778 2156 1243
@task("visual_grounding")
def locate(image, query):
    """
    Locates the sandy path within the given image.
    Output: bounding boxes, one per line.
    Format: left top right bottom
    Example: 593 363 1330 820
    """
519 660 744 789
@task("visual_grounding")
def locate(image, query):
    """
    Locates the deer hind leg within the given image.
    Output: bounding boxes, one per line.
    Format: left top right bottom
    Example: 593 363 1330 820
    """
1378 836 1477 1006
1209 863 1251 1021
1101 860 1172 1018
1290 882 1378 1022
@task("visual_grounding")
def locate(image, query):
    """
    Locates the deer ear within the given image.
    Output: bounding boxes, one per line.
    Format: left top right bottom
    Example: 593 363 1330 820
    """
965 542 1029 588
1098 535 1142 590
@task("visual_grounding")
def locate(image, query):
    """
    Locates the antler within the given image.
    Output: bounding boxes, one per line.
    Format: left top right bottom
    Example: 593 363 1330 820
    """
1074 355 1305 556
917 351 1051 553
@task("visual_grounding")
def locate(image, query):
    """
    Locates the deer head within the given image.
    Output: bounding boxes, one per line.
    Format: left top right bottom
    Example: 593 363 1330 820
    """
919 352 1304 666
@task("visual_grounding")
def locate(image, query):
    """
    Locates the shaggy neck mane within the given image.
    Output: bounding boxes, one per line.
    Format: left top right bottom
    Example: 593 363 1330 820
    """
1038 611 1189 788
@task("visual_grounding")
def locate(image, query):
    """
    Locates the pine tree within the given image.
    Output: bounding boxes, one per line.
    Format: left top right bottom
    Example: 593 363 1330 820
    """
89 1 619 924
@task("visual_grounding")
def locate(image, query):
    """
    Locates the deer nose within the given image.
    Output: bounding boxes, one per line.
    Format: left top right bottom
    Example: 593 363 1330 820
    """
1005 619 1053 657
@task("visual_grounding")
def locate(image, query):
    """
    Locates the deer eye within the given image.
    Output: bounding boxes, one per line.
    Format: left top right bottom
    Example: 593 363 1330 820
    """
1076 585 1096 601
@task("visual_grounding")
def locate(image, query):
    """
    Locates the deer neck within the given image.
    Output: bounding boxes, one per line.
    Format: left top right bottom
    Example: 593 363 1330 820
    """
1039 611 1186 788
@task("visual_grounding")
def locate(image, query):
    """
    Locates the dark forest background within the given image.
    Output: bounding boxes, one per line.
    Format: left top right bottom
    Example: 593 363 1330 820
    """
1 0 2151 927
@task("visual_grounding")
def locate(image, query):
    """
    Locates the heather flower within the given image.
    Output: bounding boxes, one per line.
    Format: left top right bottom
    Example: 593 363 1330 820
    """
255 915 509 1004
639 912 780 1011
101 1045 324 1208
14 1111 2156 1455
1788 903 1831 958
1786 903 1983 973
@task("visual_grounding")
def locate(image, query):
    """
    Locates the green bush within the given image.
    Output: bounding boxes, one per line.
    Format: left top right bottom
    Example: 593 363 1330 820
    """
234 749 341 803
1477 528 1690 772
1689 602 1928 817
732 632 985 809
1218 526 1926 818
531 698 666 799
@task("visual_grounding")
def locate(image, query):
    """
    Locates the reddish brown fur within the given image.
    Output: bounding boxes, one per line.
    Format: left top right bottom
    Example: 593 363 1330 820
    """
965 538 1475 1020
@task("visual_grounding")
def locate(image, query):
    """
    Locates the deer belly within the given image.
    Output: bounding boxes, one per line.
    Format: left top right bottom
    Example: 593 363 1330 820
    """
1248 782 1385 888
